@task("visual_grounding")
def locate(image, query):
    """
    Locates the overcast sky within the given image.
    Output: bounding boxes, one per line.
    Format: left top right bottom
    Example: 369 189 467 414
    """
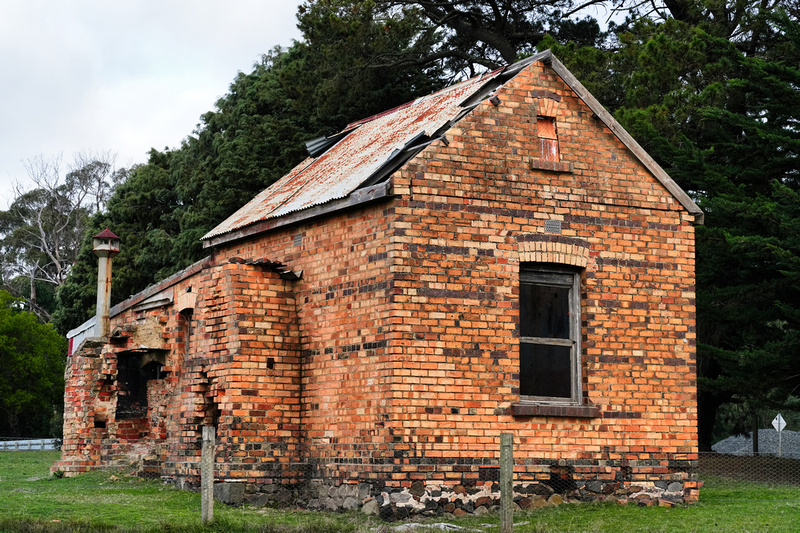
0 0 303 208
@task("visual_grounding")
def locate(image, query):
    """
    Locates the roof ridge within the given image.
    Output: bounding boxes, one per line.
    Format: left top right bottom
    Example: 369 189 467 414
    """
344 67 503 130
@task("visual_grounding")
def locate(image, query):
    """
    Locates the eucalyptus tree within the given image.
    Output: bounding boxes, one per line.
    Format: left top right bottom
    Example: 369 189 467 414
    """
0 153 123 321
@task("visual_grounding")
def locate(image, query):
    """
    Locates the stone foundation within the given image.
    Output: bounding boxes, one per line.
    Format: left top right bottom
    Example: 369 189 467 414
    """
197 477 700 517
166 456 699 517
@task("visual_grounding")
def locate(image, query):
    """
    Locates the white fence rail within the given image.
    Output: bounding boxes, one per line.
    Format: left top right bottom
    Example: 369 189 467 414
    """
0 438 60 451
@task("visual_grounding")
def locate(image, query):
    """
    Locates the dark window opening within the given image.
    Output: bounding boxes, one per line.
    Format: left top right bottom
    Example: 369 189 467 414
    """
180 309 193 356
520 344 572 398
519 264 582 403
116 354 149 419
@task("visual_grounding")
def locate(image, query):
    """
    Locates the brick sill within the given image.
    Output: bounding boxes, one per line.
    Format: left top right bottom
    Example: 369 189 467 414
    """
512 403 600 418
530 160 573 173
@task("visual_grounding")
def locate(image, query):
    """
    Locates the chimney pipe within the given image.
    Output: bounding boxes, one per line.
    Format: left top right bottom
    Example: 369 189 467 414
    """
92 228 120 337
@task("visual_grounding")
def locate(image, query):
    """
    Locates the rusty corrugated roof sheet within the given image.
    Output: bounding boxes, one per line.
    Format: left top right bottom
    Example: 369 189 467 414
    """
202 49 703 244
202 68 504 242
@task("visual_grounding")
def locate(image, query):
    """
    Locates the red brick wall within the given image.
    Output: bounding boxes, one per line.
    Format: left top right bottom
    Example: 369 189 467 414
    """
160 261 303 482
212 204 398 453
57 307 178 474
56 260 305 480
57 60 696 492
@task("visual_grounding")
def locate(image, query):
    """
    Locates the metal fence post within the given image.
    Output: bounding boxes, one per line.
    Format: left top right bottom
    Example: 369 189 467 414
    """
201 426 215 523
500 432 513 533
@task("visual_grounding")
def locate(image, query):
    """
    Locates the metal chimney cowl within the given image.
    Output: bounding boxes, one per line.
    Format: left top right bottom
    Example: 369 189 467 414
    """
93 228 121 258
93 228 120 337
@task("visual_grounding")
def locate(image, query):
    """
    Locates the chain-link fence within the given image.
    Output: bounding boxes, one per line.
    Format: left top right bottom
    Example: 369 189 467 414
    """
698 452 800 486
64 439 800 512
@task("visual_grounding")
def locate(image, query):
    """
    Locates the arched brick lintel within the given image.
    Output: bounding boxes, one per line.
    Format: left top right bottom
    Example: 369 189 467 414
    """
517 235 591 268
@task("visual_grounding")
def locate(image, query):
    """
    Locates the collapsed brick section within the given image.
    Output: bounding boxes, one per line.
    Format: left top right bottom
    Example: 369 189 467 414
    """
57 260 303 482
56 60 699 506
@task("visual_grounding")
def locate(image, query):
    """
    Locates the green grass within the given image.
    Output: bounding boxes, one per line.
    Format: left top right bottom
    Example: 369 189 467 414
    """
447 479 800 532
1 452 799 532
0 452 373 532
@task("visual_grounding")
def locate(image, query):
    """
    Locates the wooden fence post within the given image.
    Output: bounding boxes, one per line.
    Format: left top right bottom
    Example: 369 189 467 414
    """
201 426 215 523
500 432 513 533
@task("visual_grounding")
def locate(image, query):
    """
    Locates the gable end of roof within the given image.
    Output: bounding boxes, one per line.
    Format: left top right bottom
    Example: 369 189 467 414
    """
540 52 703 225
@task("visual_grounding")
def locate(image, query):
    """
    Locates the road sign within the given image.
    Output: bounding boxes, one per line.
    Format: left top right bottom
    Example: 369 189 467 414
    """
773 414 786 458
772 414 786 432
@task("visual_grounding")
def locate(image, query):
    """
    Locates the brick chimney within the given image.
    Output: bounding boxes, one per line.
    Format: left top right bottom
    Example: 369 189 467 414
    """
92 228 120 337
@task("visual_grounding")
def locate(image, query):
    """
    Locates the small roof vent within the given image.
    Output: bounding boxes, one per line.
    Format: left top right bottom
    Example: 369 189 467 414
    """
305 127 358 158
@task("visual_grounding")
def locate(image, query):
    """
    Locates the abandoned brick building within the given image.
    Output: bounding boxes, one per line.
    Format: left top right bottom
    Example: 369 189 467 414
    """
56 51 702 509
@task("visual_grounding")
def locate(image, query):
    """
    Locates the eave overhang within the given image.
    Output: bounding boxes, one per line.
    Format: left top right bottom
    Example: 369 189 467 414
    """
202 180 393 248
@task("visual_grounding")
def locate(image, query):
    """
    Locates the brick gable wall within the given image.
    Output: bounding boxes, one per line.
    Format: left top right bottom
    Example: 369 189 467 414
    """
383 61 696 467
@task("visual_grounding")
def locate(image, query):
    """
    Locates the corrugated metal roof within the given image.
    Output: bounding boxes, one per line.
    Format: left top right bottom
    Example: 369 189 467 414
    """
202 49 703 243
202 69 503 241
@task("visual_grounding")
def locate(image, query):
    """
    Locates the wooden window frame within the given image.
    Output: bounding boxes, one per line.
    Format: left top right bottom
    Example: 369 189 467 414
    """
518 263 583 406
530 116 572 173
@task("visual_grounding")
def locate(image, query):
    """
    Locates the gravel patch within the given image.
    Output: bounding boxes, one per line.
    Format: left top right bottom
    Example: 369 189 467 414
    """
712 429 800 458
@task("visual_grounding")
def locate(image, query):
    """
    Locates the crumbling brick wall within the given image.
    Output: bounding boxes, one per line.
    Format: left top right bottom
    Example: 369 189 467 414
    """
164 260 302 485
210 203 398 485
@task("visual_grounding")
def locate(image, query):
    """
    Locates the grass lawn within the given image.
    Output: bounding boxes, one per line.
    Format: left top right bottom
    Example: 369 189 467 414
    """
1 451 798 532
